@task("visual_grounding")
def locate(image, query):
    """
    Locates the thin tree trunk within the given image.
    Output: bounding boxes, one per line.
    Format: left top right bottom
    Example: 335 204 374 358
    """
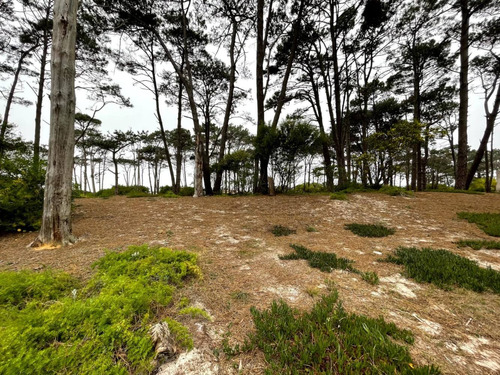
456 0 469 189
34 0 79 247
34 7 51 170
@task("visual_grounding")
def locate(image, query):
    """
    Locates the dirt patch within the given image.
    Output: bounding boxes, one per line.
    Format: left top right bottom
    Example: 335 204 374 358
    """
1 192 500 374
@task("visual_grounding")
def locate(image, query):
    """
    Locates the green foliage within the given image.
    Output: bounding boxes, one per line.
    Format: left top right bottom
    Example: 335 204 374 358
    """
248 291 440 374
0 245 201 374
425 185 484 195
164 318 194 350
178 187 195 196
280 244 354 273
330 192 348 200
457 239 500 250
290 183 328 194
379 185 413 197
271 225 296 237
345 223 395 237
126 190 151 198
178 307 212 320
361 271 380 285
306 226 318 232
333 182 370 194
0 154 45 232
384 247 500 294
160 191 180 198
458 212 500 237
96 185 149 197
469 178 497 192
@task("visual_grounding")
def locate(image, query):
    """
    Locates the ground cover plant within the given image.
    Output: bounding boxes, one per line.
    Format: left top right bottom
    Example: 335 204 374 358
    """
345 223 395 237
457 239 500 250
271 225 296 237
245 290 440 374
330 192 348 200
384 247 500 294
0 245 201 374
458 212 500 236
280 244 379 285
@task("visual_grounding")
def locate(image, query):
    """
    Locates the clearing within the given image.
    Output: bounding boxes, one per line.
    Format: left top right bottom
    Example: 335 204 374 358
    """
1 192 500 374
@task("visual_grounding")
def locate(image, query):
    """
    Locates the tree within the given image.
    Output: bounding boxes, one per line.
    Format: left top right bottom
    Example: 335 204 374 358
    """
34 0 79 247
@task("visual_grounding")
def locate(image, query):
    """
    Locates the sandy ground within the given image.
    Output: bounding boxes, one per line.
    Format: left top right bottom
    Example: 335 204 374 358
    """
1 192 500 374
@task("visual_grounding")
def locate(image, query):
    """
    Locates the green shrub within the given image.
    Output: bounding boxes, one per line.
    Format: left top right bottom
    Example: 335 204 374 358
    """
330 192 348 201
425 185 483 195
290 183 328 194
271 225 296 237
178 186 195 196
469 178 497 192
159 185 173 194
345 223 395 237
0 157 44 232
178 306 211 320
306 226 317 232
384 247 500 294
458 212 500 237
247 291 440 374
160 191 180 199
126 190 151 198
456 239 500 250
280 244 354 272
0 245 201 374
280 244 378 285
96 185 149 197
379 185 413 197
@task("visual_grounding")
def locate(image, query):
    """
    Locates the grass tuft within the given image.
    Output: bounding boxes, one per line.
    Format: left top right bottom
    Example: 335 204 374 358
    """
306 226 318 232
271 225 296 237
0 245 201 374
384 247 500 294
280 244 354 273
379 185 414 197
456 239 500 250
246 290 440 374
330 192 348 201
458 212 500 237
345 223 395 237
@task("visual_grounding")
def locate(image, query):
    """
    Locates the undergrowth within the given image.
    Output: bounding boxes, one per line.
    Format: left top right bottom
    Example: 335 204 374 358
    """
280 244 379 285
244 291 440 374
458 212 500 237
384 247 500 294
0 245 201 374
345 223 395 237
271 225 296 237
456 239 500 250
330 192 348 200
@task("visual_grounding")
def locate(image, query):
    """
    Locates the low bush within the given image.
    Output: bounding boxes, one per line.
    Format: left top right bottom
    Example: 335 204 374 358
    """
469 178 497 192
178 186 195 196
290 183 328 194
379 185 413 197
280 244 354 273
330 192 348 201
247 291 440 374
160 191 180 199
425 185 484 195
126 190 151 198
0 158 44 232
458 212 500 237
271 225 296 237
345 223 395 237
456 239 500 250
384 247 500 294
96 185 149 197
0 245 201 374
159 185 173 194
280 244 379 284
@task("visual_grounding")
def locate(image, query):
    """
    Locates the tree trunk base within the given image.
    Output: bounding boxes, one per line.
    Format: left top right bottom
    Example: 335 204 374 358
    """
29 235 77 249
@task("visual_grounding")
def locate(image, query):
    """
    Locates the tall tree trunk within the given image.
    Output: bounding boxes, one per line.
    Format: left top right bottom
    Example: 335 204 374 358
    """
214 20 238 194
174 63 183 194
255 0 267 193
465 80 500 189
34 0 79 247
151 47 176 188
34 6 51 170
456 0 469 189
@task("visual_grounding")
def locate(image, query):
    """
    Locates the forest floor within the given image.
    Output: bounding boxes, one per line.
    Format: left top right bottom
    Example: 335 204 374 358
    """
1 192 500 374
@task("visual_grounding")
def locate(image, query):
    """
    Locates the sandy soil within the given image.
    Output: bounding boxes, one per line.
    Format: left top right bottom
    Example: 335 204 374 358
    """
1 192 500 374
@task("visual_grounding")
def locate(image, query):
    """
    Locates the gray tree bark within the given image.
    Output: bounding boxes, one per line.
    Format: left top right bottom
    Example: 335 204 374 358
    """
34 0 79 247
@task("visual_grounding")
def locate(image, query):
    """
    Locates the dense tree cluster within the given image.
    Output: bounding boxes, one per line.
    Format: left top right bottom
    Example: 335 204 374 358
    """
0 0 499 243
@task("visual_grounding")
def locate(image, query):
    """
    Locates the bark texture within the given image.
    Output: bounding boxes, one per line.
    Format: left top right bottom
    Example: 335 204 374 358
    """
35 0 79 247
